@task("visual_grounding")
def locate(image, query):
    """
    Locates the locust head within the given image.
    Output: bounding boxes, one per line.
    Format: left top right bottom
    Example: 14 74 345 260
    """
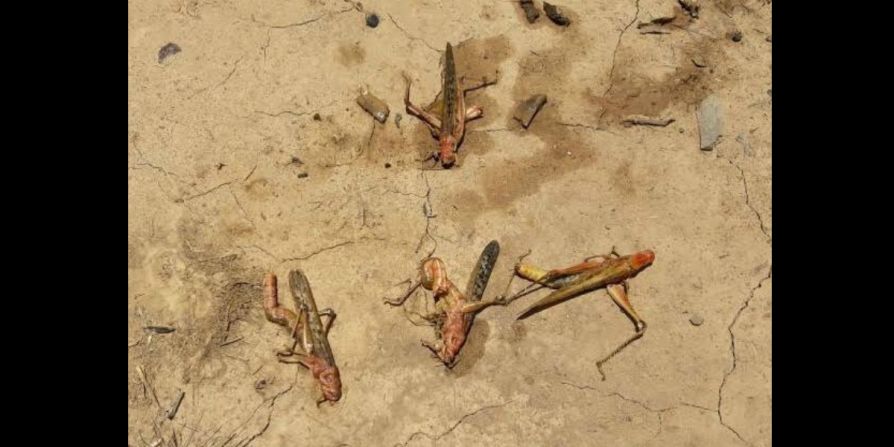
314 363 342 403
630 250 655 270
421 257 451 298
437 135 457 168
307 356 342 403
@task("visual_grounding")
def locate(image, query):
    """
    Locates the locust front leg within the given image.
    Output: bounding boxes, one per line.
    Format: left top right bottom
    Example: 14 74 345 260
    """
595 282 647 381
383 280 421 306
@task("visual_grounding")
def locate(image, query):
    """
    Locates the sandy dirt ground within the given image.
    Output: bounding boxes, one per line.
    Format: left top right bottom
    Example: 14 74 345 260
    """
128 0 771 445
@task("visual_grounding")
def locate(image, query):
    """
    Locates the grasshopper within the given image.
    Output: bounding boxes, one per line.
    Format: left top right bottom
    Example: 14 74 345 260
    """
404 42 495 168
501 249 656 380
263 270 341 404
384 240 503 367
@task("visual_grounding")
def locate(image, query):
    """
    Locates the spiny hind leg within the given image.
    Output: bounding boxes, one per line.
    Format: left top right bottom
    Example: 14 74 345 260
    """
595 283 647 381
403 73 442 132
464 106 483 122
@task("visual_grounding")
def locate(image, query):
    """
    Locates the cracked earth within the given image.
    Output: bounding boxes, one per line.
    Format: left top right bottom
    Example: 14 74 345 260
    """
129 0 771 446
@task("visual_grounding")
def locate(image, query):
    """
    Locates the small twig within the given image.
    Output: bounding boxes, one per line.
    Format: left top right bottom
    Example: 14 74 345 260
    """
136 366 161 408
415 172 436 254
144 326 176 334
219 337 244 347
621 115 675 127
166 390 186 420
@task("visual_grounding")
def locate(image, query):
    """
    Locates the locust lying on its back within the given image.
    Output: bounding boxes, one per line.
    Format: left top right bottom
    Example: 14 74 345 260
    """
384 241 504 367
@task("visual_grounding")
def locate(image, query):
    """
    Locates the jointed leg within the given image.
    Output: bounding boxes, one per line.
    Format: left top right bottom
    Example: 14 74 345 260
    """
277 350 312 367
595 283 647 381
584 246 619 263
281 308 314 357
403 73 442 133
263 273 302 330
465 106 483 122
421 339 443 357
318 308 337 336
462 77 497 93
460 299 502 314
383 280 421 306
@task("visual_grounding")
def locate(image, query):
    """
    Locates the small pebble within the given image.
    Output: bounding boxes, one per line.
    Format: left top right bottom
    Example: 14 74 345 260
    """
313 113 321 121
544 2 571 26
513 94 548 129
730 31 743 42
366 13 379 28
384 162 392 168
689 315 704 326
697 95 724 151
356 92 390 123
520 0 540 23
297 172 309 179
158 43 181 63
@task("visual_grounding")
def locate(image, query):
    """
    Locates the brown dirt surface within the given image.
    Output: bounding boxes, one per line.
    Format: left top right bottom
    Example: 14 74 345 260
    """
129 1 771 445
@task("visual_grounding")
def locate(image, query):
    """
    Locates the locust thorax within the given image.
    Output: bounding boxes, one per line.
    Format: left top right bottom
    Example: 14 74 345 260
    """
438 136 457 167
630 250 655 270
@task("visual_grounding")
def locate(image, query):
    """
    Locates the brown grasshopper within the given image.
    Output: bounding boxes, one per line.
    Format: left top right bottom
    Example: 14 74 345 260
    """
263 270 341 404
384 240 503 367
404 42 495 168
500 249 656 380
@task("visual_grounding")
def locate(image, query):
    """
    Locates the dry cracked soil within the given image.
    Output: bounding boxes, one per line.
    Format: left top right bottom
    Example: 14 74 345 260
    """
128 1 771 446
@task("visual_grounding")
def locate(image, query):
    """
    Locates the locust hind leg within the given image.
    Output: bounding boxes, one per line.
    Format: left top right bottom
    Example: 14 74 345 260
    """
460 294 520 314
263 273 302 330
493 250 538 304
465 106 483 122
403 73 442 134
595 283 647 381
278 306 314 359
503 262 564 303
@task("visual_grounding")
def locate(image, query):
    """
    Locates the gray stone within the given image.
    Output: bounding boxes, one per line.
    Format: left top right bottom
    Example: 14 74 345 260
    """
698 95 724 151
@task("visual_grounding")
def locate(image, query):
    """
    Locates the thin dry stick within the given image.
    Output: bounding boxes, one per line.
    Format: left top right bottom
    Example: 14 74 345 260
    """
166 390 186 420
219 337 244 347
136 366 161 408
